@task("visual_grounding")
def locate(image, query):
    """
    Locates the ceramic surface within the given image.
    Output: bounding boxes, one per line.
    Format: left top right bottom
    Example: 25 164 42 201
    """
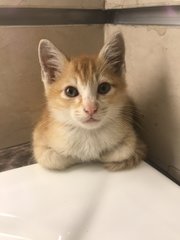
0 162 180 240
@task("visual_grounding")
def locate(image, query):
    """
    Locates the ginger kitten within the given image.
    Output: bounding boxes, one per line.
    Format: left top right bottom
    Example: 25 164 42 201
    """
33 33 146 171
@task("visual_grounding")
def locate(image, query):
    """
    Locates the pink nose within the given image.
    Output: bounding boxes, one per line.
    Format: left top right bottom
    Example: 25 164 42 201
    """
83 104 98 116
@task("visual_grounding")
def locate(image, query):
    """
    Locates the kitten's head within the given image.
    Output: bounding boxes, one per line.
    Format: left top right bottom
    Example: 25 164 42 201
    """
38 33 127 130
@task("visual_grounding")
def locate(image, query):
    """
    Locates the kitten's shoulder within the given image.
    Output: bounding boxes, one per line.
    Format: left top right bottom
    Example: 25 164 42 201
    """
121 96 143 131
33 107 53 142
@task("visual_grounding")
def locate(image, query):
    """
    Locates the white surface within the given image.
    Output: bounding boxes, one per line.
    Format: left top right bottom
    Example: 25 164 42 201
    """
0 162 179 240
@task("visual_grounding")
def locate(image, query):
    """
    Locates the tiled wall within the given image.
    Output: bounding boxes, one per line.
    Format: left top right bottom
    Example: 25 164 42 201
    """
105 0 180 9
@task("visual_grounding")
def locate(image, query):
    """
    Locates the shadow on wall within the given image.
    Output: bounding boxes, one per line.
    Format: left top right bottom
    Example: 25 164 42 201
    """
141 56 180 183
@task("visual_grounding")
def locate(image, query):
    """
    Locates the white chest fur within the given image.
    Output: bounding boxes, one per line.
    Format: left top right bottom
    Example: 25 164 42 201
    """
50 122 128 161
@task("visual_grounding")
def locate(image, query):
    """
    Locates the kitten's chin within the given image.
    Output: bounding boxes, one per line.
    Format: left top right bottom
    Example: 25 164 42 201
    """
77 119 103 130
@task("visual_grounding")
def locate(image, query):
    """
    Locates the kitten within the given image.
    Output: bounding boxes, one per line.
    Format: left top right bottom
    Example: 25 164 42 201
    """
33 33 146 171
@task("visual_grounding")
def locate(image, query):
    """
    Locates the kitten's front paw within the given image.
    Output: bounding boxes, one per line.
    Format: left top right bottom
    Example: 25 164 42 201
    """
103 156 141 171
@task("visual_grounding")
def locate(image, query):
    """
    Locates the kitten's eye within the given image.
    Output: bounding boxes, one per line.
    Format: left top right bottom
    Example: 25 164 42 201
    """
65 86 79 97
98 82 111 95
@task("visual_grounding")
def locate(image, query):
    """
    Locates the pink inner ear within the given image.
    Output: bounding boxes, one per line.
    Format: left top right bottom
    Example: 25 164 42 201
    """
83 102 98 116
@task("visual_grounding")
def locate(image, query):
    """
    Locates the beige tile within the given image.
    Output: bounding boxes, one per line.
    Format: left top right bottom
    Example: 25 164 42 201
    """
0 25 104 148
0 0 104 9
105 24 180 181
106 0 180 9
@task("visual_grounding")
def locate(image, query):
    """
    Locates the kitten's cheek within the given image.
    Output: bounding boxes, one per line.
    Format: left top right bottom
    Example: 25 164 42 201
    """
70 110 81 124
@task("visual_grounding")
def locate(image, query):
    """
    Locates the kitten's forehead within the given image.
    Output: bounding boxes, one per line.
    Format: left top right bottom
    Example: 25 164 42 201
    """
71 56 98 85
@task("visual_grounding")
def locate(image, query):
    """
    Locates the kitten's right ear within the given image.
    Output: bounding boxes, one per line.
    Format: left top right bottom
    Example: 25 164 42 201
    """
38 39 68 90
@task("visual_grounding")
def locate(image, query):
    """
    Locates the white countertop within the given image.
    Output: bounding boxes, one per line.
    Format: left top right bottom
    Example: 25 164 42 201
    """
0 162 179 240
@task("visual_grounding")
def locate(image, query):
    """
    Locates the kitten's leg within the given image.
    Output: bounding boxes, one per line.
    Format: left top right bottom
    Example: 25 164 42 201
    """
101 136 146 171
33 145 76 170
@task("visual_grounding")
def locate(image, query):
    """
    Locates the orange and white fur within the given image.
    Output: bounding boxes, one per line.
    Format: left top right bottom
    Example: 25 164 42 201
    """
33 33 146 171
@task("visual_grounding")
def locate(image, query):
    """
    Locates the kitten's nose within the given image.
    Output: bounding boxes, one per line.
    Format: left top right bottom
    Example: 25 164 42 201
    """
83 103 98 116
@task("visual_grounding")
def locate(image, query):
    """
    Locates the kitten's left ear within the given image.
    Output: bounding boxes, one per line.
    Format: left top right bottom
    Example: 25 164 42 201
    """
98 33 125 75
